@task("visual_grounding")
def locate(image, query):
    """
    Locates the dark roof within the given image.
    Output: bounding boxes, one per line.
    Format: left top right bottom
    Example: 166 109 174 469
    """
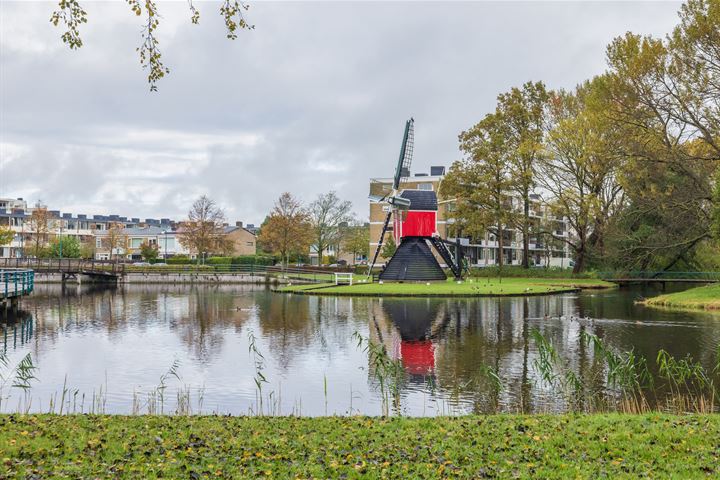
224 225 257 236
399 190 437 211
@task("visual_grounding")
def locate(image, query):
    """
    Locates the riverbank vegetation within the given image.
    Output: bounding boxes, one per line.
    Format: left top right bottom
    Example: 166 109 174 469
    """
643 284 720 310
278 277 615 296
440 0 720 275
1 413 719 478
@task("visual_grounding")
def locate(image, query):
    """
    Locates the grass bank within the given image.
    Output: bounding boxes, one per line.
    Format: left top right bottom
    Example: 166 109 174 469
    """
0 414 717 478
643 284 720 310
277 277 615 297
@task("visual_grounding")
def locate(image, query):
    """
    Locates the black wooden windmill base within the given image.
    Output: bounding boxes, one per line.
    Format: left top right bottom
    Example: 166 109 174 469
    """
378 237 447 282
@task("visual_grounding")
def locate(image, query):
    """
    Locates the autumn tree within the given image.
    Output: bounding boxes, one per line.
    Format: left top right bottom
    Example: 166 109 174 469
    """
258 192 312 267
79 240 95 259
105 222 128 261
600 2 719 270
177 195 229 260
49 0 254 91
539 77 624 273
341 222 370 265
496 81 549 268
441 112 514 270
140 241 159 262
713 168 720 241
29 205 50 257
309 191 353 267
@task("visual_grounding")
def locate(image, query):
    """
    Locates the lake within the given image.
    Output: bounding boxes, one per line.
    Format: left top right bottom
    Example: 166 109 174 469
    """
2 283 719 416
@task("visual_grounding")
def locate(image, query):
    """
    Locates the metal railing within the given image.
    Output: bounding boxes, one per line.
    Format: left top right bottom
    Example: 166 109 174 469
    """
0 258 341 283
0 269 34 298
0 258 125 274
599 271 720 281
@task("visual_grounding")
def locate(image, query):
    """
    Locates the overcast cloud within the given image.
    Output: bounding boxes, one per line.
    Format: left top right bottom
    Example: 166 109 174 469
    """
0 1 681 224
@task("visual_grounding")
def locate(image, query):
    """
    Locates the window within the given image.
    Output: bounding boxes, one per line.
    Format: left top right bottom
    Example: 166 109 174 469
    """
96 237 102 248
129 238 143 249
418 183 433 191
246 242 254 247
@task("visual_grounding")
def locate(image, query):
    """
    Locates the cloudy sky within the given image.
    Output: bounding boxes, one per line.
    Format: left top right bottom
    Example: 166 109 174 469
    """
1 1 681 225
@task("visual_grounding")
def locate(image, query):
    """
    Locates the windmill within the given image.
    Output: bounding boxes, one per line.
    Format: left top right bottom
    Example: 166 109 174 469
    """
368 119 464 281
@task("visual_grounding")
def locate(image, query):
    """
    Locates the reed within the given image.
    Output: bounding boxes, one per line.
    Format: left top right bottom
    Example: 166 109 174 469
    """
352 331 405 416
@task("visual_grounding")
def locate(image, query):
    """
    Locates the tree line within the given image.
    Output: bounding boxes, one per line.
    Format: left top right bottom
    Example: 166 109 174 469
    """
442 0 720 273
257 191 368 267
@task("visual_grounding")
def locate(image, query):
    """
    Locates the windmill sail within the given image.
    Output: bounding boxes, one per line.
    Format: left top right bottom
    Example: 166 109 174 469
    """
393 118 414 190
367 118 415 278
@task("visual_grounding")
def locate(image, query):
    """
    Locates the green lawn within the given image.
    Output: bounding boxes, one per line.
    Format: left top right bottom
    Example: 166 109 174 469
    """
277 277 615 297
643 284 720 310
1 414 718 478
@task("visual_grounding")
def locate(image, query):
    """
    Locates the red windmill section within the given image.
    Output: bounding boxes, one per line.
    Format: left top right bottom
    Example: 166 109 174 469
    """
398 211 437 238
400 341 435 375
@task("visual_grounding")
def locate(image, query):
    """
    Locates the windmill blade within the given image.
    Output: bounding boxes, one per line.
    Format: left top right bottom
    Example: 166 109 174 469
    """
392 118 415 190
368 194 387 203
367 210 393 278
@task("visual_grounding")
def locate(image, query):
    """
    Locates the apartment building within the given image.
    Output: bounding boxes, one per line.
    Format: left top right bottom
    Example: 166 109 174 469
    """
368 167 572 268
94 225 186 260
0 197 257 260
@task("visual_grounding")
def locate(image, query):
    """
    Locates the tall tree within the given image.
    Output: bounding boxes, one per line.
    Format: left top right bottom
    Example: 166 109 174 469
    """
441 112 514 269
177 195 229 259
539 77 624 273
29 205 50 257
309 191 353 266
497 81 549 268
258 193 313 267
601 2 720 269
105 222 128 261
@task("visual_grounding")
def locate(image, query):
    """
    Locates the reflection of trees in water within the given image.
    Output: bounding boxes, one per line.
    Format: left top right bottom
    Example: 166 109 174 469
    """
257 295 372 370
1 309 34 352
22 284 262 363
172 286 253 363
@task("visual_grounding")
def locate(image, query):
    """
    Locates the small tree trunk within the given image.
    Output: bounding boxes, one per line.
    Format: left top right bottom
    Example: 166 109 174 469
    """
573 247 585 274
497 224 504 272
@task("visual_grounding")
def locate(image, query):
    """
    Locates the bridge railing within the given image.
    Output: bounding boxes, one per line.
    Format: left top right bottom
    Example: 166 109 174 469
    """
0 258 126 274
599 271 720 281
0 269 35 298
0 259 334 283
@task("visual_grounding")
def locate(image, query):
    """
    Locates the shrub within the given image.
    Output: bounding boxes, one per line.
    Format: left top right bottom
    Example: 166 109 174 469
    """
231 255 275 266
206 257 232 265
167 256 192 265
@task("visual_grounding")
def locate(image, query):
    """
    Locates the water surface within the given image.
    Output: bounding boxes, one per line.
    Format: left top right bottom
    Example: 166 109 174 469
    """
2 283 719 415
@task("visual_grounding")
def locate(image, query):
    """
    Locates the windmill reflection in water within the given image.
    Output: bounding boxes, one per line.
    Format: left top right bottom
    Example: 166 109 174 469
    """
374 300 451 381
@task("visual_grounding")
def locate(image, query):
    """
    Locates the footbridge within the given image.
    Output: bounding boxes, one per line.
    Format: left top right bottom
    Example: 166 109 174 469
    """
0 259 346 285
0 258 123 283
0 269 34 316
600 271 720 285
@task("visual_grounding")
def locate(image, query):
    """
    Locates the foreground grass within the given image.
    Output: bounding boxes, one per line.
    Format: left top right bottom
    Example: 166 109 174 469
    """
644 284 720 310
278 277 615 297
0 414 718 478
